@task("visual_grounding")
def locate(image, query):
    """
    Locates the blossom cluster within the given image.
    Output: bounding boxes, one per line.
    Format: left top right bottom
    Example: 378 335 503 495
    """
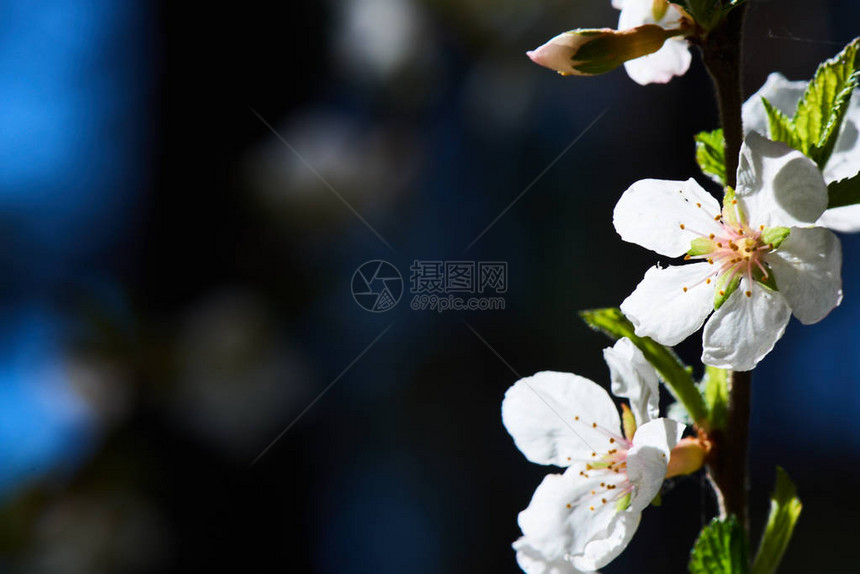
504 2 860 571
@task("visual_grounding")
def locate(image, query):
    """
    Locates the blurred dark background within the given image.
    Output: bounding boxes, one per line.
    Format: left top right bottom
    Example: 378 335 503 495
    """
0 0 858 572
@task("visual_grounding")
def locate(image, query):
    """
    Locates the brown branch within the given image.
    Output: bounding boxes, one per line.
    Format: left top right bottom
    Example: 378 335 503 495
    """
705 369 751 530
700 4 747 189
698 4 752 535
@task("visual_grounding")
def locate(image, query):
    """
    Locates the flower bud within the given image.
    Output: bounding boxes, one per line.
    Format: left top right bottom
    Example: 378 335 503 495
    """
666 437 709 478
527 24 687 77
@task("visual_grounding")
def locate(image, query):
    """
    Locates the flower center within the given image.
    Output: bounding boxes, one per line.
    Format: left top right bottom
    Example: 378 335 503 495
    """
680 193 788 303
578 448 635 512
567 418 636 512
684 220 771 296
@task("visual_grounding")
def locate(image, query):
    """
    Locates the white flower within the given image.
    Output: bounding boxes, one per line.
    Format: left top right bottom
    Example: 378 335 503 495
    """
743 72 860 232
615 131 843 371
502 338 685 572
613 0 692 85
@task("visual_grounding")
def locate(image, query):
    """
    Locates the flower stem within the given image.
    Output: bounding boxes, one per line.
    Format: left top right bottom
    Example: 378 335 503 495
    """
706 369 751 530
700 4 747 189
699 4 751 533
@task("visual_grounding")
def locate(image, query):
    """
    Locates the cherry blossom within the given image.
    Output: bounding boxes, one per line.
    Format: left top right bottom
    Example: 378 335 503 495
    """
502 338 685 572
615 132 842 370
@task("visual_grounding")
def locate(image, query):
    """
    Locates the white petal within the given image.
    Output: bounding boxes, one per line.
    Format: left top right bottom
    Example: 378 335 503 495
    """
503 372 621 467
513 537 590 574
570 512 640 571
603 338 660 428
735 132 828 228
620 263 714 346
518 468 619 565
701 279 791 371
611 0 627 10
626 418 684 513
623 39 691 86
618 0 685 29
767 227 843 324
818 204 860 233
616 2 690 85
613 178 723 257
742 73 807 137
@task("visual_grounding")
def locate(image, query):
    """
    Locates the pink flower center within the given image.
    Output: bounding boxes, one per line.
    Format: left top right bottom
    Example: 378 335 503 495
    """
569 418 636 512
681 200 774 298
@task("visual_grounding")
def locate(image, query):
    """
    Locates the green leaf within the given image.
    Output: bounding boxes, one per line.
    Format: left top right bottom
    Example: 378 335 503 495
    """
714 271 741 310
794 38 859 166
763 38 859 168
751 468 803 574
695 129 727 185
702 366 729 430
579 308 708 426
827 171 860 208
762 98 802 152
689 516 749 574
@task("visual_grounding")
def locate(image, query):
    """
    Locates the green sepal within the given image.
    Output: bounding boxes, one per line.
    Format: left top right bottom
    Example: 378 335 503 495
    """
651 491 663 507
571 25 683 76
753 263 779 292
721 188 744 227
714 272 741 310
653 0 669 21
688 237 716 256
689 516 749 574
702 366 729 431
760 226 790 249
750 468 802 574
615 492 632 512
579 308 709 427
621 402 637 441
695 128 727 185
827 171 860 209
684 0 722 32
